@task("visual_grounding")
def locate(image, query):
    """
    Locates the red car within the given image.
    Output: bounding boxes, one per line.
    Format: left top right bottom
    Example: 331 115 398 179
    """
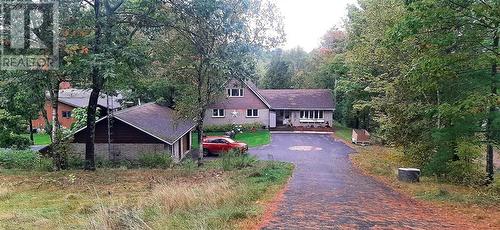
202 136 248 155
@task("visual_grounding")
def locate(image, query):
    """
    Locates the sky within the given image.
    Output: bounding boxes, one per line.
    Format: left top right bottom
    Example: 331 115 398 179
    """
274 0 356 52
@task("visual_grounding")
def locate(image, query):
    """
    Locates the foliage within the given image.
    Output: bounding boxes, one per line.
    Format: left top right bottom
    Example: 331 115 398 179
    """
138 153 173 169
204 122 265 132
220 150 257 171
0 109 31 149
352 145 500 207
342 0 500 183
261 49 293 89
0 149 53 171
70 107 100 132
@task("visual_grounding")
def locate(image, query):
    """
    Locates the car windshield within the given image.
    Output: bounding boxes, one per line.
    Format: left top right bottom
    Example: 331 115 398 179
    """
225 138 236 143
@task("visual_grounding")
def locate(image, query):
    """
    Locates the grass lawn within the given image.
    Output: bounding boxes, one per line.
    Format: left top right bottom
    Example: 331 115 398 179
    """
0 159 293 229
333 122 351 142
192 130 270 148
21 133 51 145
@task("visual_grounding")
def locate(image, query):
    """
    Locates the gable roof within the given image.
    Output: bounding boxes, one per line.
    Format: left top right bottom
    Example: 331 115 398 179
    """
244 81 271 108
55 89 122 109
73 103 196 145
258 89 335 110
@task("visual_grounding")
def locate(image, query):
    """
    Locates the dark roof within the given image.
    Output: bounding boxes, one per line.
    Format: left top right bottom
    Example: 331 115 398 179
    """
244 81 271 108
56 89 122 109
72 103 195 145
259 89 335 110
112 103 195 144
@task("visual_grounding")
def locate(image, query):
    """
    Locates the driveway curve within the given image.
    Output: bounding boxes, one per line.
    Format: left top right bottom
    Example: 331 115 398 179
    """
250 133 459 229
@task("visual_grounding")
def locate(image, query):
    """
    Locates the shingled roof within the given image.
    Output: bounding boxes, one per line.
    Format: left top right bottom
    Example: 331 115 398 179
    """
259 89 335 110
112 103 196 144
56 89 122 110
73 103 195 145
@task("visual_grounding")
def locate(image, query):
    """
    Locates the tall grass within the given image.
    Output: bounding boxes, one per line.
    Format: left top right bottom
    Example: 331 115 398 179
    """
0 185 13 201
150 180 235 214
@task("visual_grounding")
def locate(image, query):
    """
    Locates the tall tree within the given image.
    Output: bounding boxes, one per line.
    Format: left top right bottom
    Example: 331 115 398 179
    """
155 0 284 165
262 49 292 89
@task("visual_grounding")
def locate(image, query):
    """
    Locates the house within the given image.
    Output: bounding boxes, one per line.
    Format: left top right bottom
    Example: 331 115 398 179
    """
205 81 335 129
70 103 195 162
32 88 123 129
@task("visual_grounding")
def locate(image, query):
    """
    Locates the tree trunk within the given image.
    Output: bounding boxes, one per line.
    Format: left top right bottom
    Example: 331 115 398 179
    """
28 119 34 144
49 82 59 143
84 0 102 171
486 30 498 183
84 86 101 171
197 121 204 166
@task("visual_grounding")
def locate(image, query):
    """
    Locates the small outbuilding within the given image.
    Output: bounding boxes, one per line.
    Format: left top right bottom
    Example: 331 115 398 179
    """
352 129 370 145
71 103 195 162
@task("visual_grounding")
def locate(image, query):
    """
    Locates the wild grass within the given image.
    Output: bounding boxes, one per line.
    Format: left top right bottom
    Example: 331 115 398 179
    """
0 158 293 229
333 122 351 142
351 145 500 207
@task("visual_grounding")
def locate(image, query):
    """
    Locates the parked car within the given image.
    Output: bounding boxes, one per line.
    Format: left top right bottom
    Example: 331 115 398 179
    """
202 136 248 155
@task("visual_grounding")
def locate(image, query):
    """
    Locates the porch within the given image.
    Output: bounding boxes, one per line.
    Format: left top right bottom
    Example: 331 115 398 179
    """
269 109 333 129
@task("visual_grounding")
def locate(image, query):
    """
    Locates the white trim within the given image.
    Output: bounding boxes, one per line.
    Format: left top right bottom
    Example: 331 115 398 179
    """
171 127 196 147
227 88 244 97
273 108 335 111
243 82 272 109
299 119 325 123
212 109 225 118
246 109 259 118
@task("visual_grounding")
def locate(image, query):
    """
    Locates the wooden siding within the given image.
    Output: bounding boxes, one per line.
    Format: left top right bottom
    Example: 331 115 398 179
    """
73 118 164 144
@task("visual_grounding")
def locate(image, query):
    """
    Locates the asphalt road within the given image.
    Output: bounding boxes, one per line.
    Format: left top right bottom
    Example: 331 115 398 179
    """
250 133 459 229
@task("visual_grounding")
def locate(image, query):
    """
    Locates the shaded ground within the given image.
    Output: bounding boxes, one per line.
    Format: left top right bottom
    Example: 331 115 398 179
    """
250 134 478 229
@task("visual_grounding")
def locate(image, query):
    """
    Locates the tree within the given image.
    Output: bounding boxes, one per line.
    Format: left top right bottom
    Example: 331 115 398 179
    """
70 0 161 170
154 0 284 165
343 0 499 184
262 49 292 89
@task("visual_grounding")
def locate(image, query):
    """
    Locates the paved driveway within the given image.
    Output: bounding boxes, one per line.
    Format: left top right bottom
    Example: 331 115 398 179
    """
250 134 458 229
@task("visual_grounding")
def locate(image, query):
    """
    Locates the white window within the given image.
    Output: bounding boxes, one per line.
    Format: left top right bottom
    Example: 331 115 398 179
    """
227 88 244 97
246 109 259 117
212 109 225 117
300 110 324 119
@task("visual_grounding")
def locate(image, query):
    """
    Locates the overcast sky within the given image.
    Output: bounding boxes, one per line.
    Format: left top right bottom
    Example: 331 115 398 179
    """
274 0 356 52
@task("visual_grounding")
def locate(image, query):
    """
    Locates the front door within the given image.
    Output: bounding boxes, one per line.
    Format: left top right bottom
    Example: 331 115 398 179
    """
269 111 276 128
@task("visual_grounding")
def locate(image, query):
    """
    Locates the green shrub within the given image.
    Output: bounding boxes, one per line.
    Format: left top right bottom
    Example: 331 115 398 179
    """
138 153 173 169
220 150 256 171
445 160 485 186
95 158 136 169
67 155 85 169
424 139 485 186
180 158 197 172
203 123 265 133
0 149 53 171
0 133 31 150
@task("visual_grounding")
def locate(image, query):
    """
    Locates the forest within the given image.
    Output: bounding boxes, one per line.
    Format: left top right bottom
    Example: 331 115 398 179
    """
0 0 499 186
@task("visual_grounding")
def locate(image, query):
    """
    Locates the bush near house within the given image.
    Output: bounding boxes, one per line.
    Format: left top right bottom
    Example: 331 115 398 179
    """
204 122 265 133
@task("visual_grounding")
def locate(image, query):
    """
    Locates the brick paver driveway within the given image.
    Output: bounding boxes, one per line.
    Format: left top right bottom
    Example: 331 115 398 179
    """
250 133 458 229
